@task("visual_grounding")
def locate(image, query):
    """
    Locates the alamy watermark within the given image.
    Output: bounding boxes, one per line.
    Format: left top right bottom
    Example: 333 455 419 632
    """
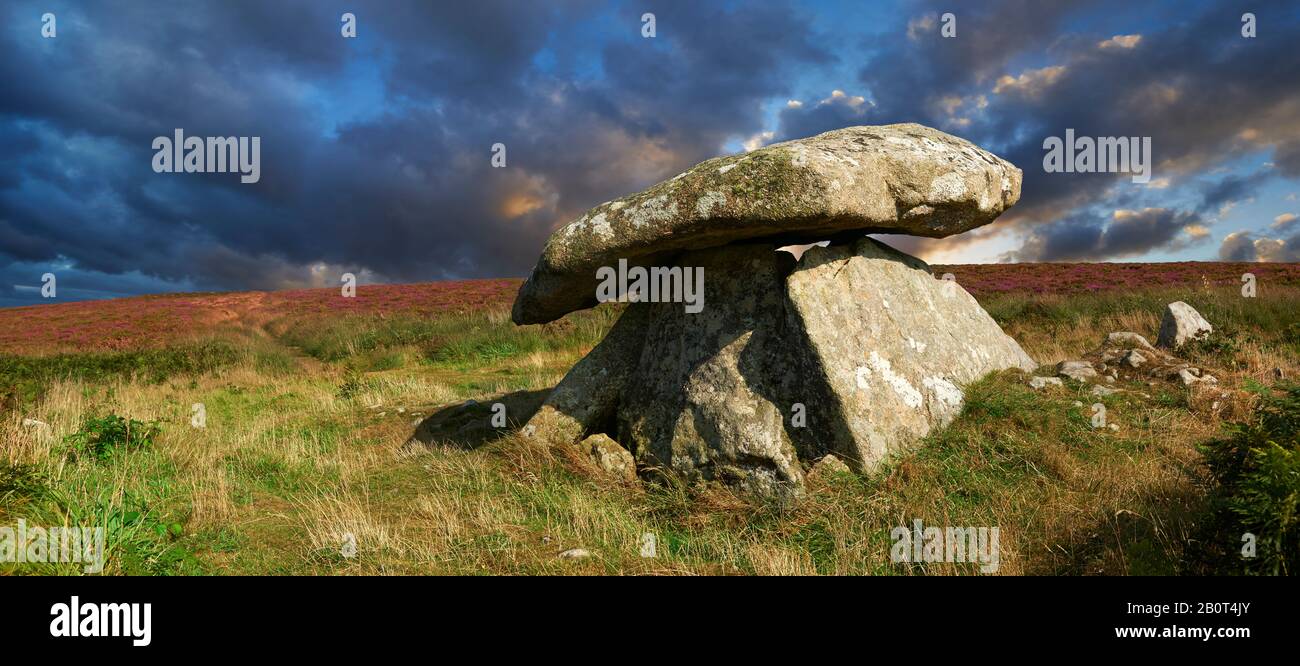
1 519 105 573
595 258 704 314
1043 129 1152 184
152 129 261 184
891 519 999 573
50 596 151 646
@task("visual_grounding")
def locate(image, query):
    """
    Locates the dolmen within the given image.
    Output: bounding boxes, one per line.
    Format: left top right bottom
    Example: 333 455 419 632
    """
513 123 1036 496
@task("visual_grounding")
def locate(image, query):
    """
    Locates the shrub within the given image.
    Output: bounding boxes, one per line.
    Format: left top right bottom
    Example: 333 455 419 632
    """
1200 381 1300 575
63 414 161 462
1182 327 1245 368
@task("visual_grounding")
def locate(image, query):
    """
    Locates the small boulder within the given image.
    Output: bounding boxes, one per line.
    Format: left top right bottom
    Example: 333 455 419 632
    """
585 433 636 482
807 454 852 481
1156 301 1212 349
1029 376 1064 390
1056 360 1098 383
558 548 591 560
1106 332 1156 351
1177 368 1219 387
1121 350 1147 369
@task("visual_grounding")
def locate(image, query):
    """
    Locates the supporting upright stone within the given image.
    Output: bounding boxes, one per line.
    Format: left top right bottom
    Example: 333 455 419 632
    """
783 237 1036 471
524 304 650 444
617 243 805 495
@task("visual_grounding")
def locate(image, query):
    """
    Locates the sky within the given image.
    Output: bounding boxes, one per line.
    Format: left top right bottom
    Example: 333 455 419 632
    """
2 0 1299 307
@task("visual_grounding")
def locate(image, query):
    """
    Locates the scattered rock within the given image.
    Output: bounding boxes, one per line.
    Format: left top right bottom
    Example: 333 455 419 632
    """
22 418 48 429
1091 385 1119 397
1057 360 1098 382
1106 332 1156 351
1121 350 1147 369
585 433 636 482
1029 376 1064 390
808 454 852 481
1177 368 1219 387
1156 301 1213 349
558 548 591 560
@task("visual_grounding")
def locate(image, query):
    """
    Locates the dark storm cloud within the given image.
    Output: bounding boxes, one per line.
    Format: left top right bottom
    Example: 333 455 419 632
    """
1197 170 1274 213
1009 208 1209 262
773 0 1300 259
0 0 830 303
1218 228 1300 262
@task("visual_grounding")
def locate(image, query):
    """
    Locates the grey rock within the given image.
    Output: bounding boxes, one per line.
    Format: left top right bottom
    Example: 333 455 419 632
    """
808 454 852 481
1106 332 1156 351
585 433 636 482
617 243 805 496
513 123 1022 324
1091 385 1119 397
1122 350 1147 369
1029 376 1064 390
524 305 651 444
558 548 591 560
782 237 1036 472
1057 360 1098 382
1177 368 1218 387
1156 301 1213 349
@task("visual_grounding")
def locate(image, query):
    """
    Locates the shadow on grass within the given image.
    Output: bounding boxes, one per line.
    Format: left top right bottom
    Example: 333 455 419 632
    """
407 388 550 449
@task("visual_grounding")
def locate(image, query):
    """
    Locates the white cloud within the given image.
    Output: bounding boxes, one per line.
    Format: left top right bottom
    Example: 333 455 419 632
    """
993 66 1066 96
906 14 937 41
1098 34 1143 50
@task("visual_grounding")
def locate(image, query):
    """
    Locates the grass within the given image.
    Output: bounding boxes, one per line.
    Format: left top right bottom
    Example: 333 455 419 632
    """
1 277 1298 575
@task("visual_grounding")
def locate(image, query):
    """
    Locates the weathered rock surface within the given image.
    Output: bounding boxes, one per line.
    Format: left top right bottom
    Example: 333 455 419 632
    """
523 305 650 444
1057 360 1098 382
1029 376 1064 390
513 123 1023 324
585 433 636 482
1156 301 1212 349
807 454 852 482
782 237 1036 471
616 243 805 496
1106 332 1156 351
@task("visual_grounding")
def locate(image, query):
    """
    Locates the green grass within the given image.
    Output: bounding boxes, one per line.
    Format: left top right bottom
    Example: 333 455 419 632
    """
0 341 241 407
276 306 622 370
2 284 1297 575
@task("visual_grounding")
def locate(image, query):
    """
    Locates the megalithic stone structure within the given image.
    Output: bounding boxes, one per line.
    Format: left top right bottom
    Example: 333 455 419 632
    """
514 123 1035 495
